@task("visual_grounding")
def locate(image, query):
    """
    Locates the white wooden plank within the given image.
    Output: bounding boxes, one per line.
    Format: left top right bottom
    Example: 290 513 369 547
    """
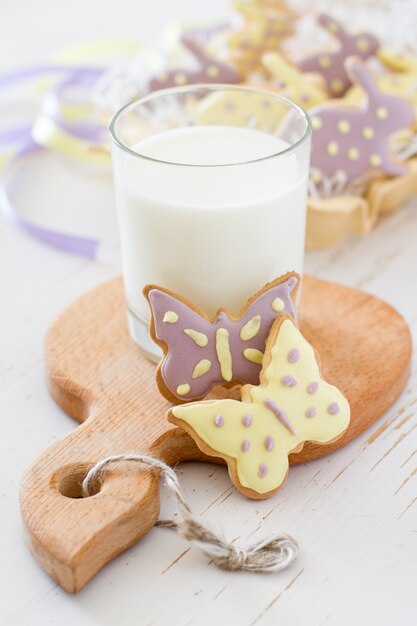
1 0 417 624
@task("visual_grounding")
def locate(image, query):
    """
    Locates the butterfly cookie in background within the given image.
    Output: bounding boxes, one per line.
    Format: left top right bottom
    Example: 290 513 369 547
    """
378 48 417 77
144 273 299 403
227 0 296 78
168 315 350 499
261 51 328 108
308 58 415 191
147 35 240 92
195 87 288 131
298 14 379 97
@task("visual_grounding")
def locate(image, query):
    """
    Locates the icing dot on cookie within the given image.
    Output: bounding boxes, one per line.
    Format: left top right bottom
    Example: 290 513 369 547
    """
305 406 316 418
214 414 224 427
243 348 264 365
327 141 339 156
281 375 297 387
241 439 250 453
311 116 323 130
307 381 319 394
163 311 178 323
157 72 168 83
287 348 300 363
184 328 208 347
272 297 285 312
192 359 212 379
240 315 261 341
337 120 351 134
319 55 331 68
174 72 187 86
224 101 236 112
206 65 219 78
311 171 322 183
328 402 340 415
264 436 275 451
370 153 382 167
242 414 253 427
376 106 388 119
348 147 360 161
327 21 339 33
356 37 369 51
176 384 190 396
258 463 268 478
362 126 375 139
331 79 344 93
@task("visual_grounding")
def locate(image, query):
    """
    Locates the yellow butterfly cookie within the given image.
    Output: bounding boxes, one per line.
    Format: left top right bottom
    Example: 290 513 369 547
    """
168 316 350 499
262 52 328 108
227 0 296 77
196 88 287 131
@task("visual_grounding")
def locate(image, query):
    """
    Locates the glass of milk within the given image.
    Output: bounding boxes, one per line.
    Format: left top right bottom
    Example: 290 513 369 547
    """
110 85 311 361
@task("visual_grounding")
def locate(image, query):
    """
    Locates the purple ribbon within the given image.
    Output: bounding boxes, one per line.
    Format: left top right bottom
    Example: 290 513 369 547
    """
2 140 100 259
0 64 106 258
45 76 108 142
0 65 104 89
0 124 33 147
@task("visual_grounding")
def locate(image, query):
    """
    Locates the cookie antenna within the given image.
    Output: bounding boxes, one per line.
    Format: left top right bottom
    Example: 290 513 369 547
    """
346 58 377 103
318 13 348 43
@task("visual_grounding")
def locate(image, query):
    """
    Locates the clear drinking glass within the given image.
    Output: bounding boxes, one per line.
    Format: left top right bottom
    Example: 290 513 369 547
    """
110 84 311 361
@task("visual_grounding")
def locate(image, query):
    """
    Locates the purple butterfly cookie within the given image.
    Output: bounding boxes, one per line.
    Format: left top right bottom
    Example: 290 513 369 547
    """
298 14 379 97
144 273 300 402
148 35 240 92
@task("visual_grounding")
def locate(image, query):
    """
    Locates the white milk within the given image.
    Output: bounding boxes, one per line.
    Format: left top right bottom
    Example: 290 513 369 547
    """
113 125 308 321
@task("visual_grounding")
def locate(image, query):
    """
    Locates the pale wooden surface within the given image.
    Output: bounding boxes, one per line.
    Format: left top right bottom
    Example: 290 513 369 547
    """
2 0 417 624
19 276 411 592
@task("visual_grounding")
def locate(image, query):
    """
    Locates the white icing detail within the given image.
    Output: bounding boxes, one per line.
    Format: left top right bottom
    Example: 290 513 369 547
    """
216 328 233 381
176 383 190 396
184 328 208 347
240 315 261 341
243 348 264 364
272 297 285 312
192 359 212 379
163 311 178 323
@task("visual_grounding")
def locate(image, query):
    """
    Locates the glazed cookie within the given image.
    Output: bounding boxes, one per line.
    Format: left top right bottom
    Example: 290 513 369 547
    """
346 49 417 124
168 315 350 499
262 51 327 108
148 35 240 92
196 87 288 131
227 0 295 77
309 58 415 188
298 14 379 97
144 272 299 403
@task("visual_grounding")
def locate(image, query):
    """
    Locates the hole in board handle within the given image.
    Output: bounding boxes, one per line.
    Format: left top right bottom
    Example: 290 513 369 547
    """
54 463 101 499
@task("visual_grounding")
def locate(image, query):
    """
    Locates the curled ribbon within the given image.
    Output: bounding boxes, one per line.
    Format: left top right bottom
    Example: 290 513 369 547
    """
0 41 140 260
1 140 101 258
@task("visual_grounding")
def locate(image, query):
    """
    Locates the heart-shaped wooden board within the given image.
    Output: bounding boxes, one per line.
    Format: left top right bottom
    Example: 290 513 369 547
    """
20 276 411 593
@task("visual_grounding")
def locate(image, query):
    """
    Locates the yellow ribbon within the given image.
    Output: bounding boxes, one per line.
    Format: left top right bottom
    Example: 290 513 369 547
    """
16 39 141 165
31 114 110 164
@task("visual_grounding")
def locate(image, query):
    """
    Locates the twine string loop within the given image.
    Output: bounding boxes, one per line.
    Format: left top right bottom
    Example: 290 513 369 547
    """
82 453 298 574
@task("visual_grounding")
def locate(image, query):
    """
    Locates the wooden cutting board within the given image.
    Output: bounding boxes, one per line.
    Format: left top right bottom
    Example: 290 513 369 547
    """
20 275 411 593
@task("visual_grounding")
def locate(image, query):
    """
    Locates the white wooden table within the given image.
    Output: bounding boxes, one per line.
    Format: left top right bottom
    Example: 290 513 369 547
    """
1 1 417 624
